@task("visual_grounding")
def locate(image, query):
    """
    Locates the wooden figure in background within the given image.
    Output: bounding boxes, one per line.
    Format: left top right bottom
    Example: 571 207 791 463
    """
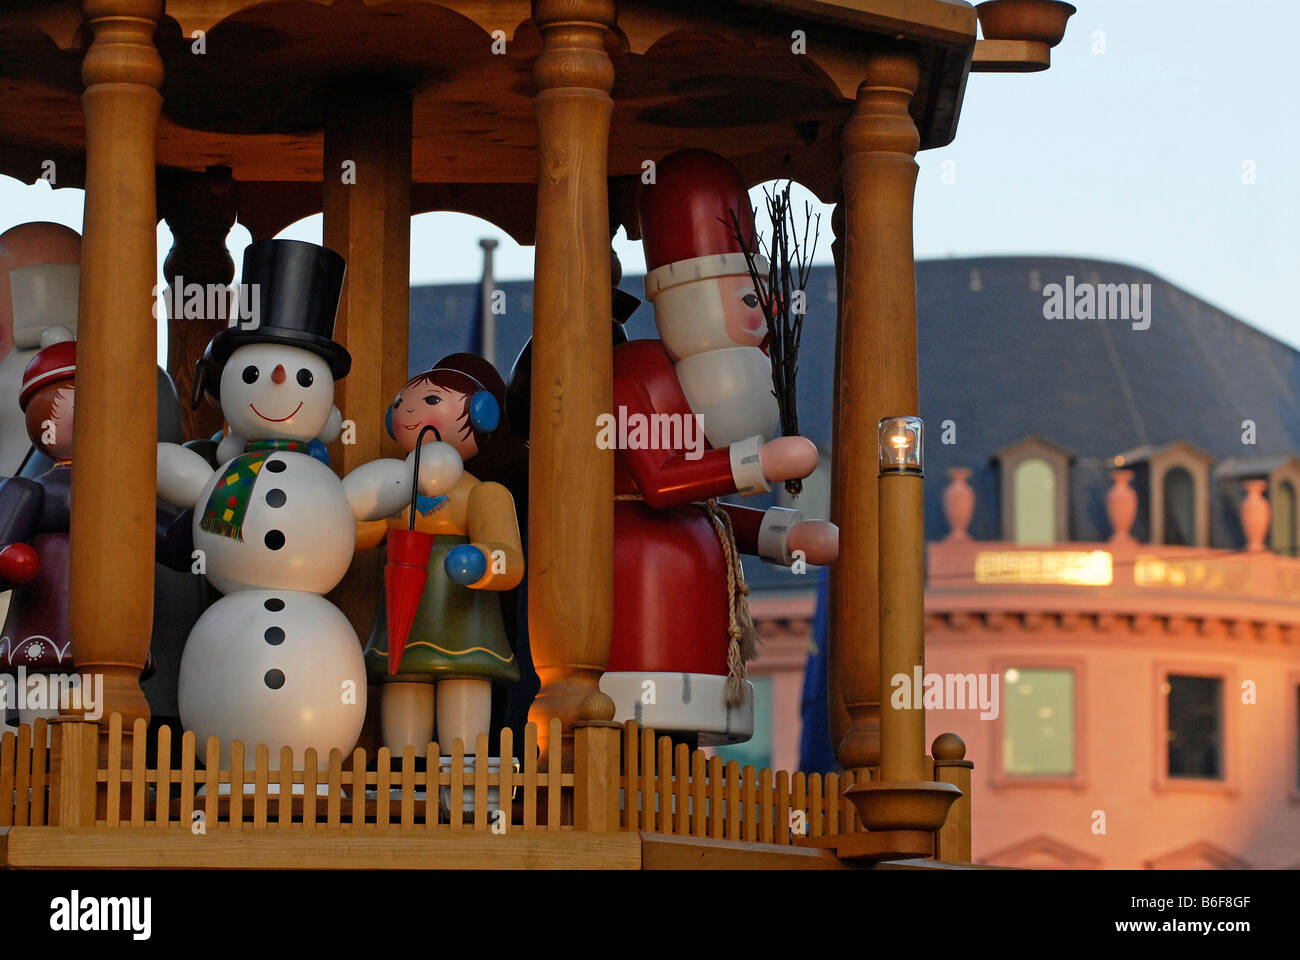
0 330 166 727
156 240 463 771
602 149 839 747
0 222 81 477
358 354 524 758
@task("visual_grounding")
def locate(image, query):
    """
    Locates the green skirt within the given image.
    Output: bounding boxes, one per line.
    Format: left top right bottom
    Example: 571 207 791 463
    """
364 534 520 685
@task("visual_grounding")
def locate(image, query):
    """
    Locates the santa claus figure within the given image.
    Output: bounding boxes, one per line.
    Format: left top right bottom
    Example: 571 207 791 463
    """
601 149 838 746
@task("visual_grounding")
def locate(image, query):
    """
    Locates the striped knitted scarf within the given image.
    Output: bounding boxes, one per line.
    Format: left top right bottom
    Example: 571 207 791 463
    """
198 439 316 542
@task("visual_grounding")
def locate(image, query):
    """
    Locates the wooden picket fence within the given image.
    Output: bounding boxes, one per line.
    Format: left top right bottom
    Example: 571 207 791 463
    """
98 712 572 830
0 716 50 828
5 713 970 861
619 721 862 842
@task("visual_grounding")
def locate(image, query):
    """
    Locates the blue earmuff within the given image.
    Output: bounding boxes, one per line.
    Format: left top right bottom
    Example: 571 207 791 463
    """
469 390 500 433
385 401 396 441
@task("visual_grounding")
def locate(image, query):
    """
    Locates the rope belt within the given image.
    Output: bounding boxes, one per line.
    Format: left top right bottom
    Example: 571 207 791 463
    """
615 493 758 705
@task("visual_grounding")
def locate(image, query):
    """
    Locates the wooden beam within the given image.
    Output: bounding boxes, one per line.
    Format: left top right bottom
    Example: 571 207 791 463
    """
159 165 237 442
321 86 413 639
641 833 853 870
525 0 616 763
3 827 642 870
69 0 165 729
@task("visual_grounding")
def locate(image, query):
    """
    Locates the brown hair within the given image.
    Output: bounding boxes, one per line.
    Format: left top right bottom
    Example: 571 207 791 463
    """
24 382 72 455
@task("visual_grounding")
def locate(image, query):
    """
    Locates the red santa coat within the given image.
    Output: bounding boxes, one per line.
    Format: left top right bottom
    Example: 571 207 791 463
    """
609 339 767 679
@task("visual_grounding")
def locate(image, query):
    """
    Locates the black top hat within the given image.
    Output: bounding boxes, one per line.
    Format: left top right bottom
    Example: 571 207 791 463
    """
207 239 351 380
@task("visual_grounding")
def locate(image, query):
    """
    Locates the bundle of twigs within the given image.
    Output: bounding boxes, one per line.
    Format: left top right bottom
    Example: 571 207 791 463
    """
723 182 820 496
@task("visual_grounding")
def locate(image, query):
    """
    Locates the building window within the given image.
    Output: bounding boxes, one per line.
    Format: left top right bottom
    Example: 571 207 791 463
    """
1166 675 1222 779
1001 667 1075 776
1162 467 1196 545
1013 458 1056 544
1275 481 1296 557
713 674 772 772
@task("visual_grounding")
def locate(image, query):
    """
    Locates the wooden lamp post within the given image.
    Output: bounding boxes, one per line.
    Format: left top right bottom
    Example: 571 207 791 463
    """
830 46 924 777
843 416 960 856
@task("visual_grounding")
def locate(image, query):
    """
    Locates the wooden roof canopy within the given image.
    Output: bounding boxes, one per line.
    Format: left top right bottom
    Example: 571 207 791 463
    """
0 0 977 242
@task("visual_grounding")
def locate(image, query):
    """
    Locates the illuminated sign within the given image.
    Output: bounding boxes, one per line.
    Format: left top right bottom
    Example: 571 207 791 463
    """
974 550 1113 586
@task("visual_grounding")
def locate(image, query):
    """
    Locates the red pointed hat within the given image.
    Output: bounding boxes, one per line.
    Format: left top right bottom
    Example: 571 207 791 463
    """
638 150 765 300
19 336 75 411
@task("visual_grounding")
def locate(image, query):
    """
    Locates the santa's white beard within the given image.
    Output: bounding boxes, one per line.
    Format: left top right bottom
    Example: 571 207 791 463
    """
674 346 780 449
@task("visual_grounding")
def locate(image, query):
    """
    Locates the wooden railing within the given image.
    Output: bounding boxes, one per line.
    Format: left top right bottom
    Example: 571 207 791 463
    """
617 720 864 842
4 713 972 863
96 713 572 831
0 716 49 828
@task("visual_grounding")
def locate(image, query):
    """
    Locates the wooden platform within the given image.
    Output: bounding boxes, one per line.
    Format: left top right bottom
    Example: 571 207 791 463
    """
0 826 863 870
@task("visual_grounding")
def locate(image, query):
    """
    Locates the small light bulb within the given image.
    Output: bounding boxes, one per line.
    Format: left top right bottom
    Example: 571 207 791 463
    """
878 416 923 475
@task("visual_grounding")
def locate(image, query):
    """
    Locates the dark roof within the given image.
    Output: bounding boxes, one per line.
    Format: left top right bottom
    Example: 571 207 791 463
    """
409 255 1300 588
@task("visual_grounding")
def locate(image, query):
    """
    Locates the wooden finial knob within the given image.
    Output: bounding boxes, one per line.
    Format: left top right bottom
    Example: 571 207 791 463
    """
579 691 617 723
931 732 966 761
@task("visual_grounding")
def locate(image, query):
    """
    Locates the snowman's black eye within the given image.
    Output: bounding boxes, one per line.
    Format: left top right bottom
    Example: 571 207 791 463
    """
742 293 759 309
296 368 313 388
242 365 259 384
423 395 440 406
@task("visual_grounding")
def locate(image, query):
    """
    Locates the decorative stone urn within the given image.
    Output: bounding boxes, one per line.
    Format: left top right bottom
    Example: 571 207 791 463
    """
1106 469 1137 544
942 467 975 541
1240 479 1270 551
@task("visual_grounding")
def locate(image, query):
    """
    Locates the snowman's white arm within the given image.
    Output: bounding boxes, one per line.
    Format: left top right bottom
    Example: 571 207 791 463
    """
317 406 343 444
157 441 214 509
343 441 464 522
216 432 244 465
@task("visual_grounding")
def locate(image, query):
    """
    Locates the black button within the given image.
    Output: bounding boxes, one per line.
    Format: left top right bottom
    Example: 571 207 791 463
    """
265 488 287 508
264 598 284 612
264 669 285 690
266 459 286 473
265 626 285 646
264 529 285 550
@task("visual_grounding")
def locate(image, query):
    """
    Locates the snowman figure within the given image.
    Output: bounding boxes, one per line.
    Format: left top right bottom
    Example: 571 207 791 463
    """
156 240 462 770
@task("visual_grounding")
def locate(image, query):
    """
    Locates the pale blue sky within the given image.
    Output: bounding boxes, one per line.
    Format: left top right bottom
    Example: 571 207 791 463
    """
2 0 1295 363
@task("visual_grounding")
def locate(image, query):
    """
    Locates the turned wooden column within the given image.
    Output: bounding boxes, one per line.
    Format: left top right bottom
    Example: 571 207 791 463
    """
160 165 237 442
826 183 852 756
526 0 616 762
69 0 164 727
829 46 921 773
322 87 413 639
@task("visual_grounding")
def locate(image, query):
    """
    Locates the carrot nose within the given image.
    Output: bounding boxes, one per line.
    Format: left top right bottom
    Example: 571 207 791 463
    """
272 364 286 384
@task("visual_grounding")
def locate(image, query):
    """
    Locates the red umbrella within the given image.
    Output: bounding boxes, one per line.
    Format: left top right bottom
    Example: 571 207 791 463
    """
385 426 440 675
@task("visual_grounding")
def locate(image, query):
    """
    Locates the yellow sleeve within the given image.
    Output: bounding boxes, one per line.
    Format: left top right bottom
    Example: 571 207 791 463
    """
465 480 524 590
355 518 389 551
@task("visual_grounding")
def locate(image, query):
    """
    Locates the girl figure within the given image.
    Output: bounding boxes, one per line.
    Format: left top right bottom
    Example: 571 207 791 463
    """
359 354 524 754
